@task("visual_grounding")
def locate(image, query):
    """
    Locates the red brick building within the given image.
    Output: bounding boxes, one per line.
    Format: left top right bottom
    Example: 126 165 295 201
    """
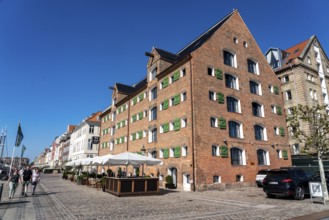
99 9 291 191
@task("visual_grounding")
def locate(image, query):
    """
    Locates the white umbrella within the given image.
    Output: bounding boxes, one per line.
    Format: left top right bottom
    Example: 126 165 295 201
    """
104 152 162 166
92 154 114 165
80 157 94 166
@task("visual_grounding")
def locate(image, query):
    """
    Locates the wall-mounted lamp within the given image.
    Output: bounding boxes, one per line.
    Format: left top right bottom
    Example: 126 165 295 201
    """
223 139 228 145
141 145 146 156
271 144 275 148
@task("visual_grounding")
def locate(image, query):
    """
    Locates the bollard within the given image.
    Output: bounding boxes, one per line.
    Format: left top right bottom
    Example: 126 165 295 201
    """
0 183 3 202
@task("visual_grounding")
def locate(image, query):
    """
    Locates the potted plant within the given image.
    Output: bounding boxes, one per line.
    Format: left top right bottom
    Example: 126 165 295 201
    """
77 175 83 185
117 167 122 178
165 175 175 189
106 169 113 177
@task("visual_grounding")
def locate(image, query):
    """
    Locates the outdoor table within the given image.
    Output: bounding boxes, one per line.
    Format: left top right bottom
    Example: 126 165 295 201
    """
105 177 159 196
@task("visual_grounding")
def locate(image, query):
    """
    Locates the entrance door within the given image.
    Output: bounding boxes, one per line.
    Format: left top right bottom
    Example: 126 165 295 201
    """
183 173 191 191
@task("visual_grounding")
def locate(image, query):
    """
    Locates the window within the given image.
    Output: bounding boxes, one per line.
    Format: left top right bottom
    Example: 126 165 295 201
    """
148 150 157 158
208 67 214 76
307 56 311 64
150 87 157 100
252 102 263 117
210 117 217 127
310 89 314 99
182 146 188 156
170 148 174 157
181 92 187 102
110 141 114 151
276 149 282 158
230 147 245 165
283 75 289 83
247 59 259 74
150 107 157 121
227 97 240 113
181 68 186 77
285 90 292 100
149 128 157 143
268 85 273 93
225 74 238 90
254 125 266 141
274 127 279 135
314 90 317 100
89 125 94 134
257 149 269 165
293 144 300 155
212 145 220 156
209 91 216 101
250 81 261 95
223 51 236 67
229 121 242 138
181 118 187 128
233 37 238 44
87 139 92 150
213 175 221 183
271 105 276 113
150 68 157 81
243 41 248 48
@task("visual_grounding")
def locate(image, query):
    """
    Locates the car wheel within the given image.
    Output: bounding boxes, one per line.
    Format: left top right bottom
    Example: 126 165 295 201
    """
294 186 305 200
266 193 275 198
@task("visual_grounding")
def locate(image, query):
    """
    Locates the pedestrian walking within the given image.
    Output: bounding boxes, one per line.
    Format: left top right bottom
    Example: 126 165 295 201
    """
5 168 20 199
21 166 32 197
31 168 40 195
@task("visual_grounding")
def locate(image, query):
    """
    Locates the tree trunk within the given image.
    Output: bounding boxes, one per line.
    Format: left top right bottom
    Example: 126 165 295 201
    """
318 151 329 201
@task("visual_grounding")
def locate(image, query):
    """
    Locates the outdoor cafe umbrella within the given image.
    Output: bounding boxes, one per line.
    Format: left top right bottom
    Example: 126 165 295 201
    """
103 152 162 176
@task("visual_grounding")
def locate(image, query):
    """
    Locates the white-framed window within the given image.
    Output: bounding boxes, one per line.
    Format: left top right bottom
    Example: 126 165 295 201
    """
310 89 314 99
233 37 238 44
225 74 239 90
285 90 292 100
250 81 262 95
148 150 157 158
247 59 259 75
271 105 277 113
210 117 218 128
181 118 187 128
223 50 237 68
159 149 164 158
282 75 289 83
227 97 241 113
180 68 186 77
182 146 188 156
307 56 311 64
207 67 215 76
170 97 175 106
314 90 318 100
236 174 244 182
169 122 174 131
243 41 248 48
287 108 293 115
252 102 264 117
150 87 157 101
213 175 221 183
254 125 267 141
149 67 157 81
209 91 216 101
230 147 246 165
228 121 244 138
181 92 187 102
148 128 157 143
268 85 274 93
170 148 174 157
149 107 157 121
110 141 114 151
212 145 220 156
276 149 282 158
274 127 279 135
293 144 300 155
257 149 270 165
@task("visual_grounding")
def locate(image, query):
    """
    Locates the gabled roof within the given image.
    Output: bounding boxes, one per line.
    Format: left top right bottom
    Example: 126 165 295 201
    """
86 111 101 123
116 83 136 94
177 10 236 57
282 38 310 67
154 48 179 61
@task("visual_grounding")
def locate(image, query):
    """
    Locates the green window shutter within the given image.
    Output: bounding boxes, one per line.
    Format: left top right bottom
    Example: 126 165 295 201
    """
132 114 137 122
173 71 180 81
174 94 180 105
133 97 137 105
283 150 288 160
277 106 282 115
117 122 121 129
217 92 224 104
120 136 124 143
139 93 144 101
215 68 223 80
138 131 143 139
219 117 226 130
163 123 169 133
163 77 169 88
174 118 181 131
279 127 285 136
132 133 136 141
221 146 228 158
123 105 126 111
116 138 119 144
122 120 125 127
274 86 279 95
138 112 143 120
174 146 181 158
163 99 169 110
163 148 169 159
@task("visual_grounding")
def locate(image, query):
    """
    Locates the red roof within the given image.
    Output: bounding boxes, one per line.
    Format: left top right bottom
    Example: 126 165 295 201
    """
282 38 309 68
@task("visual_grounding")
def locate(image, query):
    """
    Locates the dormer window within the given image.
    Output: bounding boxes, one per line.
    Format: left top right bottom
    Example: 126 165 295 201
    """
149 68 157 81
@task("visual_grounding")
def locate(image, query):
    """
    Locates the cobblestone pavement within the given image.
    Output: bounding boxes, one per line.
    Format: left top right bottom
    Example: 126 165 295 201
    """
1 174 329 219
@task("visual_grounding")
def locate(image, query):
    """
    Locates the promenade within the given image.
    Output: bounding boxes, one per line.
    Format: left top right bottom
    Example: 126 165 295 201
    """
1 174 329 219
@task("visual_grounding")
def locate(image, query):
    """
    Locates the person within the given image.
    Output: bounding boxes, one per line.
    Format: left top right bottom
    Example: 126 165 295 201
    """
21 166 32 197
31 168 41 195
6 168 20 199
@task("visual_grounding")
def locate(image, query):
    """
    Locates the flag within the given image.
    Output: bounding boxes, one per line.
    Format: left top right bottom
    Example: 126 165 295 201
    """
15 123 24 147
21 145 26 158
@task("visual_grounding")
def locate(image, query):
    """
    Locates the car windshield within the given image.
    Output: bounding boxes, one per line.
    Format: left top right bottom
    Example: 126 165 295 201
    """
267 170 289 178
257 170 267 175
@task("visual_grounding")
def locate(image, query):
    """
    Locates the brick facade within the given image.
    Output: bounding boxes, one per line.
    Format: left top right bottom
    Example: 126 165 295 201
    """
99 10 291 191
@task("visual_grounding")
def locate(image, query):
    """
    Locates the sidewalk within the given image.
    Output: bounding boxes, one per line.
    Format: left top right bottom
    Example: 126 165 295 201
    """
1 174 329 219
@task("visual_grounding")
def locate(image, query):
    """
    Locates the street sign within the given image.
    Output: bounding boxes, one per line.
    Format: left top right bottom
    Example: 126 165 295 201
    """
309 181 325 205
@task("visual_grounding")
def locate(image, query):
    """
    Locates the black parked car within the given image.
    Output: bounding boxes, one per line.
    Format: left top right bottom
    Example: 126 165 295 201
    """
262 168 312 200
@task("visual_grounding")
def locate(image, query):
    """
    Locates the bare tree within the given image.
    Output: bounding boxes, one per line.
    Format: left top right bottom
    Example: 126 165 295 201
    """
287 104 329 201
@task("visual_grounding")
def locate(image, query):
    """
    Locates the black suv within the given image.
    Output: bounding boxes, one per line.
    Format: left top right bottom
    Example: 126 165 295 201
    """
262 168 312 200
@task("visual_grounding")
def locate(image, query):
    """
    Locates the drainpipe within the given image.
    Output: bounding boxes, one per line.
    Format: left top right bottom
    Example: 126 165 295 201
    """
189 56 196 192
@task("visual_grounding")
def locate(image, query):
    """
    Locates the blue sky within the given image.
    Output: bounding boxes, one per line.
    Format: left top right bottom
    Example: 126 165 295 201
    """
0 0 328 161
